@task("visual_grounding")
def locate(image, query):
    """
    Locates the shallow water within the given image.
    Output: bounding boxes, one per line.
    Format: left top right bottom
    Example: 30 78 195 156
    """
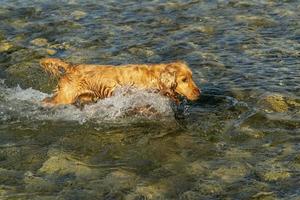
0 0 300 199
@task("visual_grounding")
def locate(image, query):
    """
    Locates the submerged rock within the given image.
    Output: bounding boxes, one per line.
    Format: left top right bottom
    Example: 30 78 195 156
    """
235 15 277 28
179 191 207 200
239 126 264 138
260 94 288 112
261 170 291 182
273 8 295 17
24 171 58 192
0 41 13 52
9 19 29 29
259 93 300 112
188 25 215 35
38 152 92 177
49 42 71 50
255 159 292 182
129 181 168 200
104 169 138 191
251 191 277 200
196 180 223 195
231 1 257 8
128 47 155 57
225 148 252 160
211 163 249 183
286 98 300 108
11 34 26 45
31 48 57 56
45 48 57 55
186 161 208 176
0 168 23 185
71 10 87 20
30 38 49 47
5 62 41 87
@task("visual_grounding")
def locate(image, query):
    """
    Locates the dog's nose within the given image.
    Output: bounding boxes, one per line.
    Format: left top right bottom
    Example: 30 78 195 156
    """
194 88 201 97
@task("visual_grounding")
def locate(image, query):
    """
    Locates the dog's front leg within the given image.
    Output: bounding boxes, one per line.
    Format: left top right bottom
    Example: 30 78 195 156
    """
159 90 180 104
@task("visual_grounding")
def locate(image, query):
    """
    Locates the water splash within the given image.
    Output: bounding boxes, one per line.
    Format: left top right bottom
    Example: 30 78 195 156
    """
0 82 174 123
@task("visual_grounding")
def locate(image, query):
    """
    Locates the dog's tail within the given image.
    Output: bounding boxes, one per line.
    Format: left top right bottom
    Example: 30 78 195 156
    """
40 58 73 77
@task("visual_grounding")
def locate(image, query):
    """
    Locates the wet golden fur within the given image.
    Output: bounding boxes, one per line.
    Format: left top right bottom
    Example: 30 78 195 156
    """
40 58 200 106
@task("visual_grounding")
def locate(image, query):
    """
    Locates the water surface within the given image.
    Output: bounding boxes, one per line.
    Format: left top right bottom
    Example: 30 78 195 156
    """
0 0 300 199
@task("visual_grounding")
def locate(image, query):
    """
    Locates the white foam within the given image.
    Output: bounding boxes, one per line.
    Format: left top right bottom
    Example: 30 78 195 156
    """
0 82 174 123
5 85 50 102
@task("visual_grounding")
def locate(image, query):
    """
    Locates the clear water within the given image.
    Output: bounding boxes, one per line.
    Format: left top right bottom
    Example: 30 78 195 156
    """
0 0 299 199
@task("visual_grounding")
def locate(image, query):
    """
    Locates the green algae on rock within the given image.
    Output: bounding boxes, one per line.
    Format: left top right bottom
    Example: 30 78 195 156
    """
259 93 300 113
262 170 291 182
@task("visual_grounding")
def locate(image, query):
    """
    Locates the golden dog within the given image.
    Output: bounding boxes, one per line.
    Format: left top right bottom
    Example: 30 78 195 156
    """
40 58 200 106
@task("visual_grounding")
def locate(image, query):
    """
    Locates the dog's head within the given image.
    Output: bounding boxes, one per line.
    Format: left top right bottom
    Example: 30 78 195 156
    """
160 61 200 101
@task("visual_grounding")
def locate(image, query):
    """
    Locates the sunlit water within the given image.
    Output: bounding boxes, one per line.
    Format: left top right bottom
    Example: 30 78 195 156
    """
0 0 300 199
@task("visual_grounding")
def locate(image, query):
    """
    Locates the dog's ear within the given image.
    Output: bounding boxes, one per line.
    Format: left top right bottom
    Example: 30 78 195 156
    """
160 64 177 90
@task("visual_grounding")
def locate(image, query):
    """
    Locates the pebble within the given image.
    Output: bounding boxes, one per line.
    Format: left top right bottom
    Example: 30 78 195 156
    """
128 47 155 57
46 48 57 55
191 25 215 35
0 41 13 52
30 38 49 47
49 42 71 50
71 10 87 20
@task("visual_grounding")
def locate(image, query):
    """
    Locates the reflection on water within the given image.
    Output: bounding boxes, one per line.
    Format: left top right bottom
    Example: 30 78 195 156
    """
0 0 300 199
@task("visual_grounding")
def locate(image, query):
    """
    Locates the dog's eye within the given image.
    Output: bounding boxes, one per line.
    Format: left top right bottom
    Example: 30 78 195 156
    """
182 77 187 82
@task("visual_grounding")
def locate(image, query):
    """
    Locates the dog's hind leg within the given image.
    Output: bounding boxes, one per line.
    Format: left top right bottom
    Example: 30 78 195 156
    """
42 86 96 107
73 92 97 109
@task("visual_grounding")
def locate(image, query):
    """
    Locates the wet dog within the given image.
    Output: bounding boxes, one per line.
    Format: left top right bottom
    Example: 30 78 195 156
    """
40 58 200 106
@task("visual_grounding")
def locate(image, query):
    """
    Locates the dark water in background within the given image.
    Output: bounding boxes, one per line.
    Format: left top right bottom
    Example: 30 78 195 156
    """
0 0 300 199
